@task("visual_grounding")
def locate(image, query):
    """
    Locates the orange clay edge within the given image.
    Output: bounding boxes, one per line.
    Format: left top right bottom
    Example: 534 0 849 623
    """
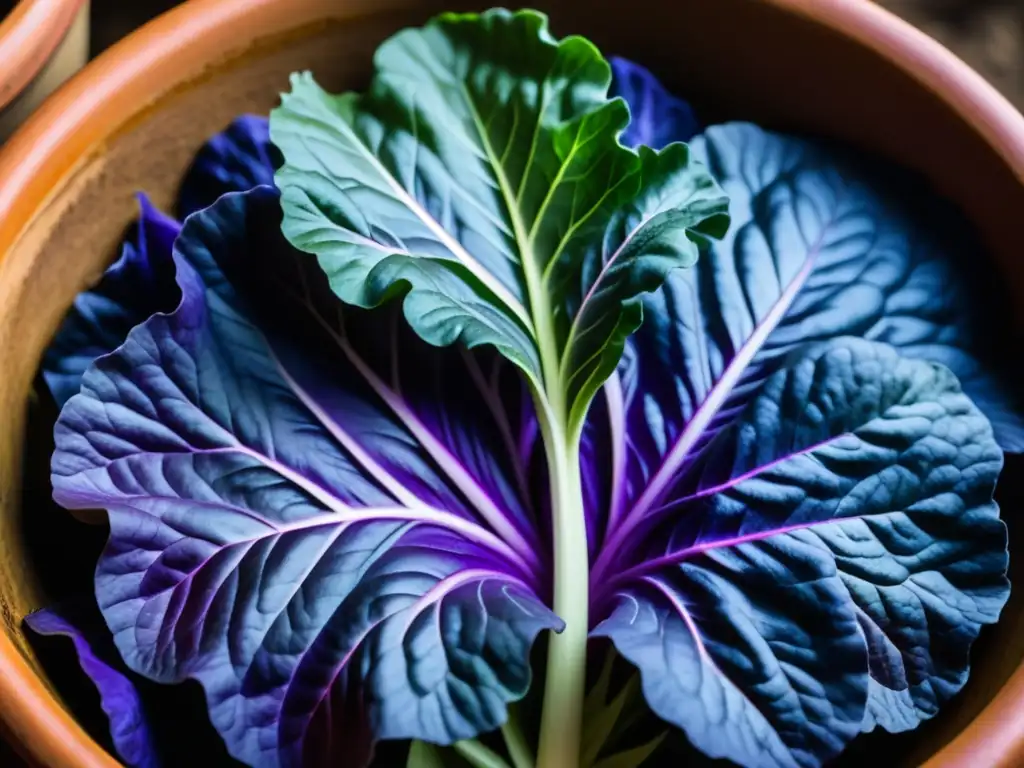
0 0 86 111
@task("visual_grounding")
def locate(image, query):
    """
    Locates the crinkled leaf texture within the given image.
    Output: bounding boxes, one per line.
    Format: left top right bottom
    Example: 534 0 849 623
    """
45 30 1017 768
583 118 1015 767
178 115 278 219
25 602 161 768
38 53 704 768
42 195 180 406
592 339 1006 767
270 8 728 429
53 187 560 768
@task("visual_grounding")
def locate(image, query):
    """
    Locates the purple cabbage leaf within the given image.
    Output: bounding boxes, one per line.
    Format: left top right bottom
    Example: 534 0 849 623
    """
25 601 162 768
177 114 278 219
52 186 559 767
41 12 1018 767
43 114 278 409
591 339 1007 766
609 56 700 149
610 123 1024 458
41 195 180 407
579 119 1016 764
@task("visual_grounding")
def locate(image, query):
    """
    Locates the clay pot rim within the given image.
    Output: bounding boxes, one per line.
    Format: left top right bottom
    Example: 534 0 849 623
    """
1 0 1024 766
0 0 87 112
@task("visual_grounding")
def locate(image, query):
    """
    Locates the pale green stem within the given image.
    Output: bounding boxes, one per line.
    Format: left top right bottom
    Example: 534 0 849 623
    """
474 84 589 765
454 739 512 768
535 407 589 768
501 704 534 768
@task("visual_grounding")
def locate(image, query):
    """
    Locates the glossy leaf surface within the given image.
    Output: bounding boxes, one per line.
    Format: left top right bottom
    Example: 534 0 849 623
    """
53 188 559 767
270 9 728 428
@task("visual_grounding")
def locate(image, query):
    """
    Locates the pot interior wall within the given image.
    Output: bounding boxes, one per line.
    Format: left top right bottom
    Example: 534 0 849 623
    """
1 0 1023 765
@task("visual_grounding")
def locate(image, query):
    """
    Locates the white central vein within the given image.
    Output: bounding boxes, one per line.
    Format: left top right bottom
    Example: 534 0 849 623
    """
271 354 423 510
591 220 834 586
624 253 817 526
317 105 534 332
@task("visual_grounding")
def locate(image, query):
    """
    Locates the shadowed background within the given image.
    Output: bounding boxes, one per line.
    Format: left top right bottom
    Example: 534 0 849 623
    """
90 0 1024 107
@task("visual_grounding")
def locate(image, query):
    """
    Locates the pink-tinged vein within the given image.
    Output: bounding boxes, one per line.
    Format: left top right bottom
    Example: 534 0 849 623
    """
635 575 808 743
609 518 844 591
333 334 543 572
272 355 424 510
641 434 844 527
642 576 712 663
150 514 356 665
269 513 413 757
92 488 502 555
287 607 388 754
297 568 524 752
624 253 818 527
62 445 533 577
218 443 539 577
282 302 542 570
592 245 821 584
460 347 535 519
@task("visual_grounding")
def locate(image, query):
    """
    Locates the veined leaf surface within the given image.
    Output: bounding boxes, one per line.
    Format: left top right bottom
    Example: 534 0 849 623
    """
582 110 1016 764
270 9 728 428
52 188 560 767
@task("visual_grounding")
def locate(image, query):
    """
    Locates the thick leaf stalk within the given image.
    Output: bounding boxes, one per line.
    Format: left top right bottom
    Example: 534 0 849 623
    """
535 409 588 768
268 8 729 764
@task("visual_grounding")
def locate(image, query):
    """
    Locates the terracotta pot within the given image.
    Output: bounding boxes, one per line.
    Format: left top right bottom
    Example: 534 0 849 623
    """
0 0 89 140
1 0 1023 765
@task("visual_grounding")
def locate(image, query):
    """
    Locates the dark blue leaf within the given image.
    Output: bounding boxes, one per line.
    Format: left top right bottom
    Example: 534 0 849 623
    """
610 57 700 149
42 196 180 407
593 339 1008 766
52 187 558 767
585 126 1018 757
589 123 1021 573
25 602 161 768
594 535 865 768
177 115 278 218
43 117 280 407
